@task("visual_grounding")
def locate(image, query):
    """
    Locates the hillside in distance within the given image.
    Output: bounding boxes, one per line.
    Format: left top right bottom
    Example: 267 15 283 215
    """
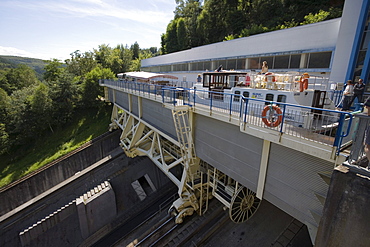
0 55 47 79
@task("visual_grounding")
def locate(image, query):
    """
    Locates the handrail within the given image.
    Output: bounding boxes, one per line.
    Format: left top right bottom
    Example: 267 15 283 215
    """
100 79 354 153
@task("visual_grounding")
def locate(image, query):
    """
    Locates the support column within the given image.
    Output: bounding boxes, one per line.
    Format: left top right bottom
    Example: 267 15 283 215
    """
257 140 271 199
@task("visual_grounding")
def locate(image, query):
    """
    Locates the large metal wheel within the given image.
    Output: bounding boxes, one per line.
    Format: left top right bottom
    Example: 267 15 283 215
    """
229 186 261 223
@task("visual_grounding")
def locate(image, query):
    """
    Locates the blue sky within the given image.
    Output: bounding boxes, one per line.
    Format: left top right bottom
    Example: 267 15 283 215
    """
0 0 177 60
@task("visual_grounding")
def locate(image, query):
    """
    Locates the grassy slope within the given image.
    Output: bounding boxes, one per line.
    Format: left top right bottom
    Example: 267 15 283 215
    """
0 105 112 188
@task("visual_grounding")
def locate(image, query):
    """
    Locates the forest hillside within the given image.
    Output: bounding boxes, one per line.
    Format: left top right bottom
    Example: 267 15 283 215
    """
161 0 344 54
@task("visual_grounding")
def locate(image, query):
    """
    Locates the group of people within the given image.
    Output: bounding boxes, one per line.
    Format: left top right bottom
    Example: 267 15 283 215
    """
344 79 370 168
341 78 365 111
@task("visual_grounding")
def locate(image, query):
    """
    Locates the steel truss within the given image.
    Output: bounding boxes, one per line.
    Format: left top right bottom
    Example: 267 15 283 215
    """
109 103 260 224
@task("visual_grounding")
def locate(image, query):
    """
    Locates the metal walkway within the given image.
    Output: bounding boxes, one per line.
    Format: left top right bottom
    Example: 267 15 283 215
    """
100 79 363 243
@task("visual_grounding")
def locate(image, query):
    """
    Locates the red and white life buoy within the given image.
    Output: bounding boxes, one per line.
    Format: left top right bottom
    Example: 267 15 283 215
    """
261 105 283 127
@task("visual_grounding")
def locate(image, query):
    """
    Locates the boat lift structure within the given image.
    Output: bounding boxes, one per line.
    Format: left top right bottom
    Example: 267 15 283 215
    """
101 78 362 242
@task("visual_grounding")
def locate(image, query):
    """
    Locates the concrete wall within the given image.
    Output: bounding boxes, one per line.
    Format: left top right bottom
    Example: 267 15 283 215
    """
0 145 174 247
315 164 370 247
0 131 120 216
76 181 116 240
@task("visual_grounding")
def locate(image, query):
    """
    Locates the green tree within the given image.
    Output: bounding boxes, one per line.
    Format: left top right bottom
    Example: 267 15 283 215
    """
300 9 330 25
94 44 112 69
115 44 134 73
131 42 140 60
49 72 78 125
163 0 344 53
6 86 37 145
81 67 115 108
65 50 97 77
174 0 203 48
177 18 188 50
29 83 53 134
164 20 180 53
43 59 64 82
0 123 9 155
4 65 39 94
0 88 9 154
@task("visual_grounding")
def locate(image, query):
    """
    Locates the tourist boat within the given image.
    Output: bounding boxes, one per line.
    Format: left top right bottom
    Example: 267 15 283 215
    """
190 70 346 130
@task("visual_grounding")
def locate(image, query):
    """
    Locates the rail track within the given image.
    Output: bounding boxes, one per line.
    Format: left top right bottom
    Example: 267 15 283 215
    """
122 199 229 247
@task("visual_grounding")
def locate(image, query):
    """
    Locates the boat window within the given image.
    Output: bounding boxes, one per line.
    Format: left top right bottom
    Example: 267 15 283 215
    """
203 75 210 87
277 95 287 107
243 91 250 98
265 93 274 105
234 91 241 102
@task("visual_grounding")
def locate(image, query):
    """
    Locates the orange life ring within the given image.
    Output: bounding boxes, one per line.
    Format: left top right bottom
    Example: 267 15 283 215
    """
261 105 283 127
299 78 308 92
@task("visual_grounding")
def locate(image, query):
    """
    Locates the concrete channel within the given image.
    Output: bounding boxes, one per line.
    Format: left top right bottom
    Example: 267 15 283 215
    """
0 131 313 247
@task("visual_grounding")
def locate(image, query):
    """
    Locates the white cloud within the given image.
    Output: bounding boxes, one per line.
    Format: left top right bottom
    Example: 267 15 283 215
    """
0 46 35 58
4 0 174 26
0 46 67 60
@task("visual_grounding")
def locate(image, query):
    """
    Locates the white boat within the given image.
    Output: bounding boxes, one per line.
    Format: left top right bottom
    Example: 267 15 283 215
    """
191 70 345 130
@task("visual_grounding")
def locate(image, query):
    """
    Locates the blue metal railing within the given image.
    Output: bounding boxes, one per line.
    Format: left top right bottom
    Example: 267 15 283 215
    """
101 79 354 153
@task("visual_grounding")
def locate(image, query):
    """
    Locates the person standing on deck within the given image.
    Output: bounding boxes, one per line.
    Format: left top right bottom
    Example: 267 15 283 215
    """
261 61 268 74
342 80 354 111
197 74 202 83
363 97 370 167
349 78 365 107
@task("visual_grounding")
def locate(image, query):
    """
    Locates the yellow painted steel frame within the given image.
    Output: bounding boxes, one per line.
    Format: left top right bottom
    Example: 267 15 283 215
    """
110 103 183 187
110 103 203 223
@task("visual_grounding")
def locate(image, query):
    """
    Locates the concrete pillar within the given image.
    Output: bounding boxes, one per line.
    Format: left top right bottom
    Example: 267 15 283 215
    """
315 164 370 246
76 181 117 239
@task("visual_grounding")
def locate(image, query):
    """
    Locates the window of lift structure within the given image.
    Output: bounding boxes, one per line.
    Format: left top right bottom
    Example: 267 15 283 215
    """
356 50 367 68
227 59 237 70
265 93 274 105
307 52 332 68
203 61 212 71
190 62 197 71
262 57 274 70
161 65 171 72
249 57 260 69
197 62 204 71
215 60 227 70
274 55 290 69
191 62 204 71
236 58 246 70
234 91 241 101
289 54 301 69
151 66 160 72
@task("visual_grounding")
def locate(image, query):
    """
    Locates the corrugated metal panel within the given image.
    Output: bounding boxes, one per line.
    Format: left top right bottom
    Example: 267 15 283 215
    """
264 143 332 228
113 90 129 110
141 98 177 139
194 114 263 191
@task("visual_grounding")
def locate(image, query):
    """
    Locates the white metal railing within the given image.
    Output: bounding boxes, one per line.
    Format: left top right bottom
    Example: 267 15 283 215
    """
100 79 354 154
